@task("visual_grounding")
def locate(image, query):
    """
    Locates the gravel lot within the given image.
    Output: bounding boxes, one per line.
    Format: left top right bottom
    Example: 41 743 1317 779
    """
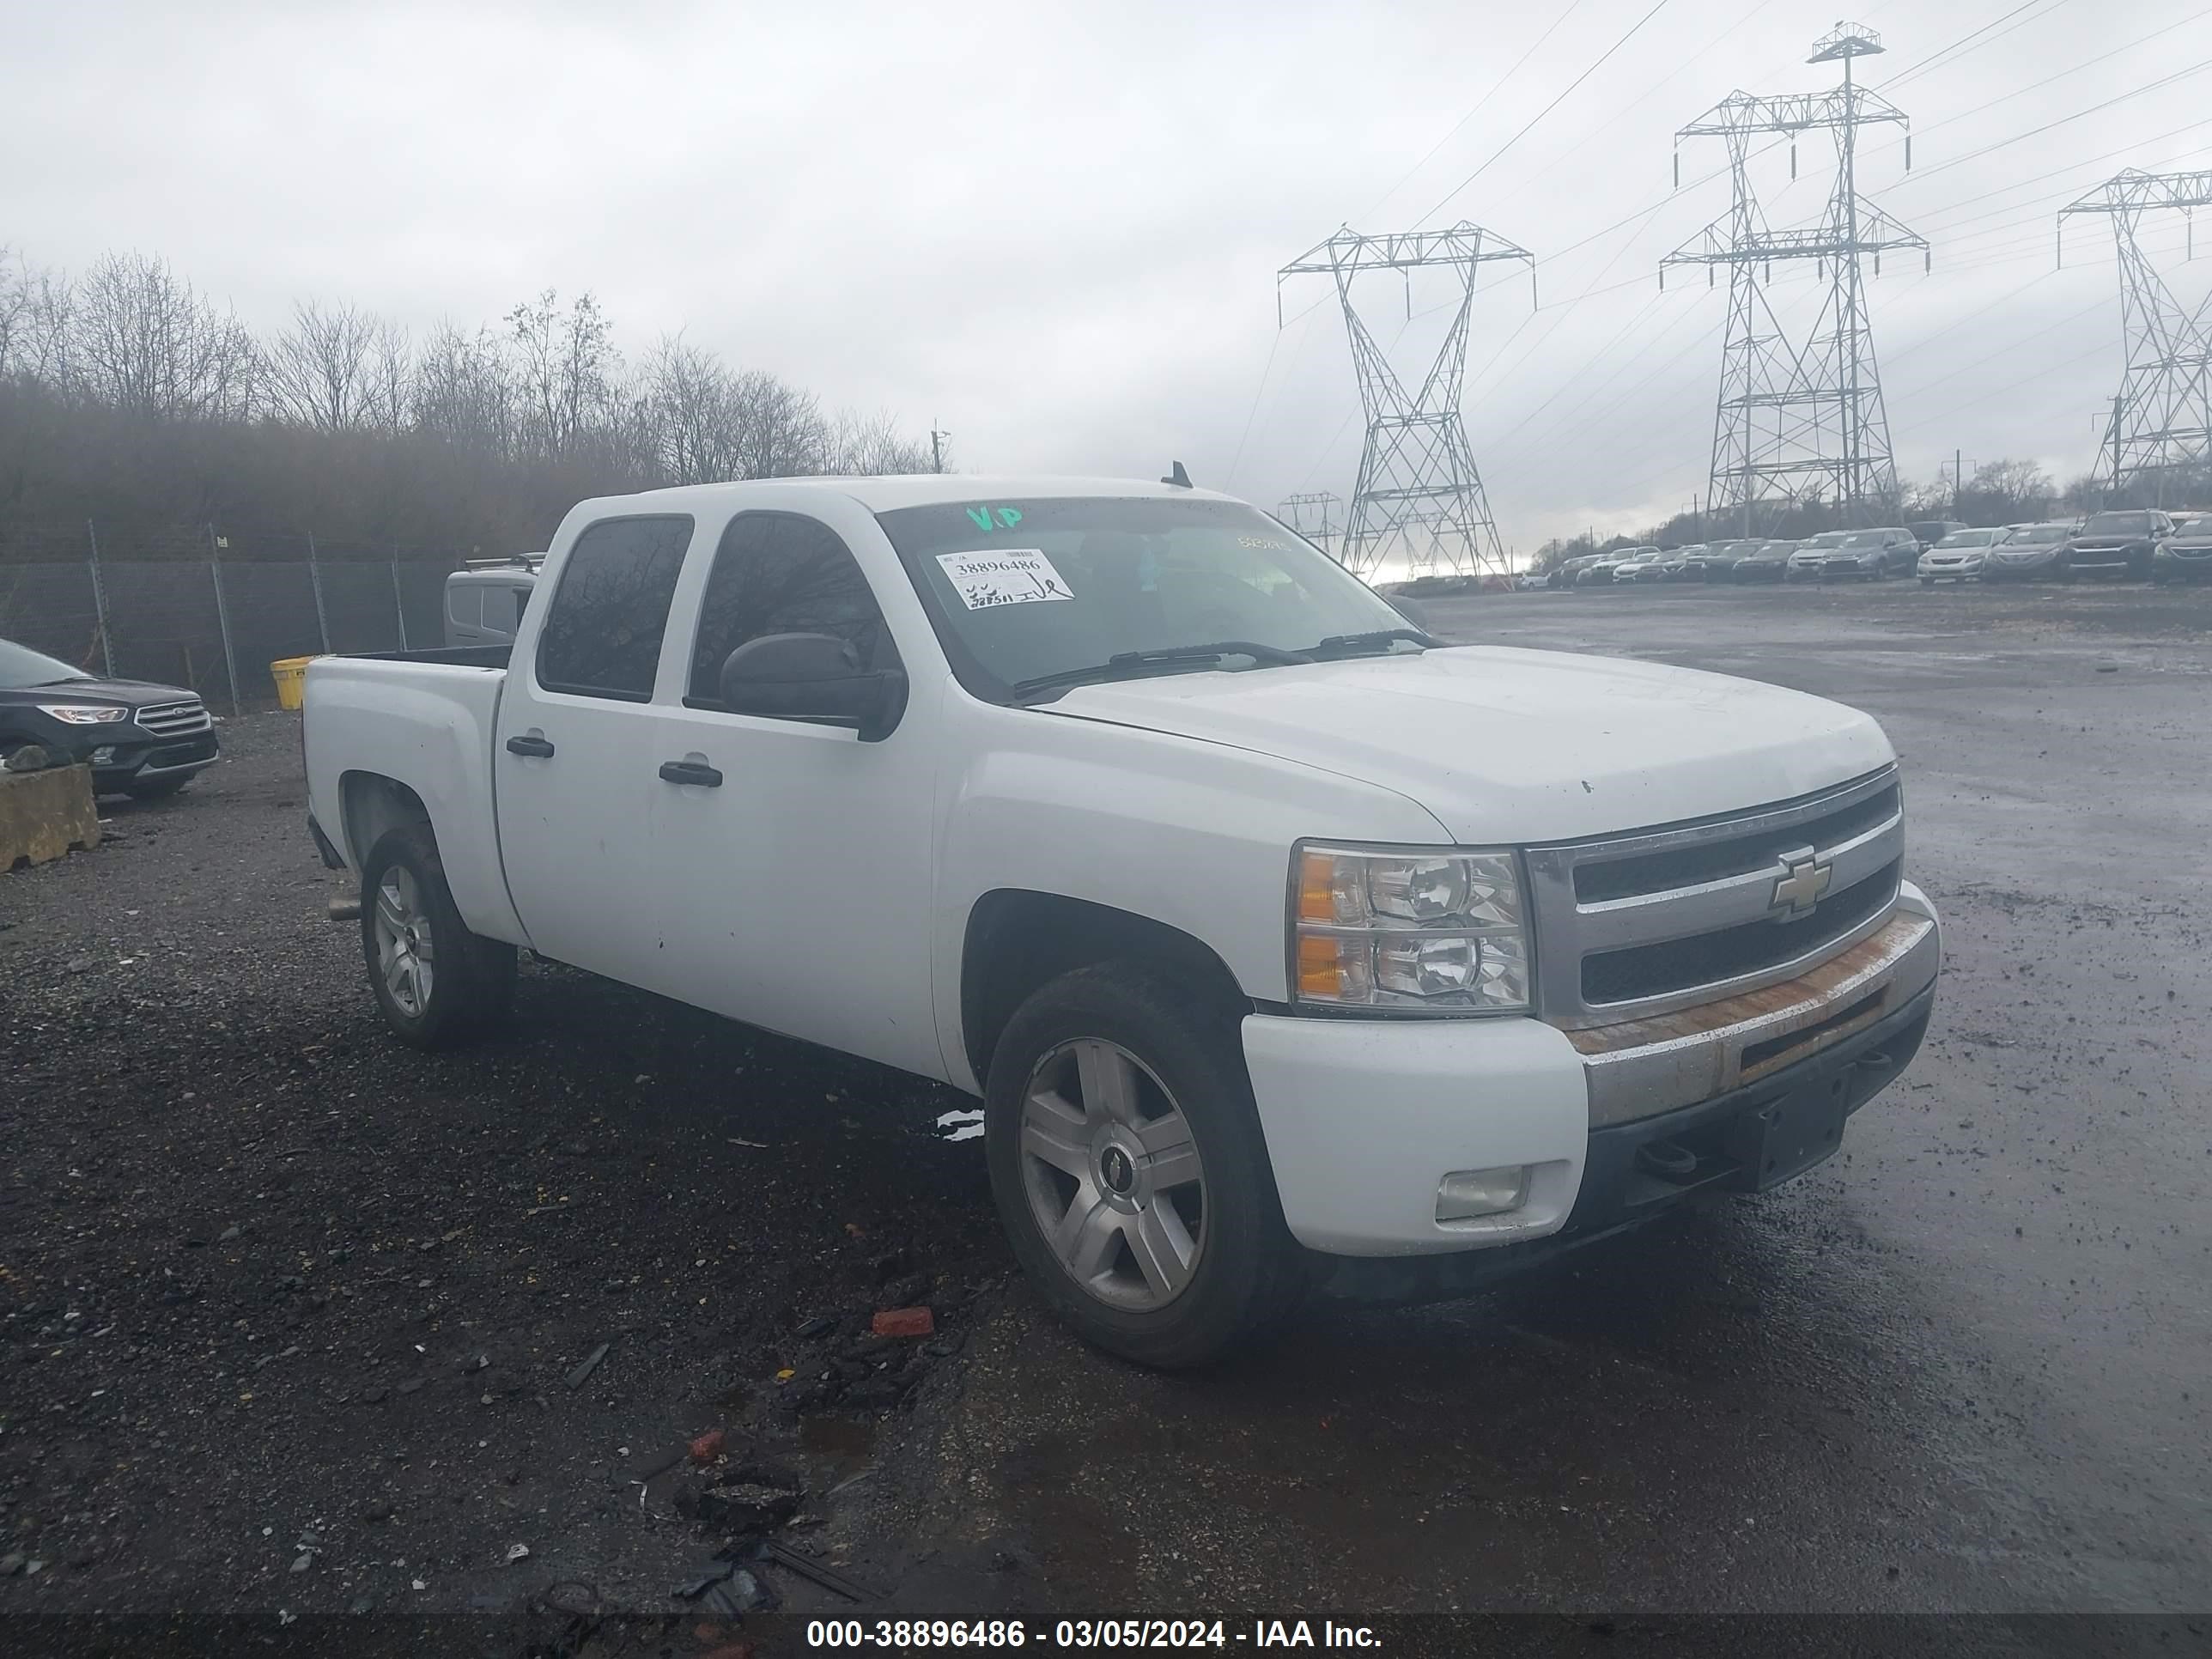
3 578 2207 1649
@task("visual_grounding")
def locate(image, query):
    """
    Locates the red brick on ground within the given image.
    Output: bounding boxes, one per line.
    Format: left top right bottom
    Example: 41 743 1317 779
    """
872 1306 934 1338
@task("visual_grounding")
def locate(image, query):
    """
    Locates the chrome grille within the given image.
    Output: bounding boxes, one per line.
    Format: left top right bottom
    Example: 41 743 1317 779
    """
136 700 211 736
1526 766 1904 1030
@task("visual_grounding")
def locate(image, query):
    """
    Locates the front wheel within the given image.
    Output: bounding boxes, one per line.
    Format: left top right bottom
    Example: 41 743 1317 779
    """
359 825 516 1048
984 963 1302 1369
1919 576 1934 586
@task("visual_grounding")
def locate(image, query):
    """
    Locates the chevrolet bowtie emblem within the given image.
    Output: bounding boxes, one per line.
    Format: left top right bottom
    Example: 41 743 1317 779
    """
1770 848 1833 919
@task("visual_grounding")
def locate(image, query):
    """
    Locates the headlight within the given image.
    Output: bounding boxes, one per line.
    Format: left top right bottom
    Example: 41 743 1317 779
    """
1291 844 1532 1013
35 703 129 725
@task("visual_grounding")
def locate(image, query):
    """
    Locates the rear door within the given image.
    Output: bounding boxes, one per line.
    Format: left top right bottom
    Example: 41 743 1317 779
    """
493 513 702 984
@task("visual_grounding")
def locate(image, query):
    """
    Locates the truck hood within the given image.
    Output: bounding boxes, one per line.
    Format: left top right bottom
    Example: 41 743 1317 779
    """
1041 646 1892 844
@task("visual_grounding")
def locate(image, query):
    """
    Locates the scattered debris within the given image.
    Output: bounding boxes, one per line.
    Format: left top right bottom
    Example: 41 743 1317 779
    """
694 1480 800 1534
872 1307 934 1339
505 1543 531 1565
565 1340 611 1390
763 1539 874 1603
690 1428 726 1465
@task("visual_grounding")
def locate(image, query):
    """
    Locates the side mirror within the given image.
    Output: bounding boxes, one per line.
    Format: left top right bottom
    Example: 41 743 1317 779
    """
718 632 907 743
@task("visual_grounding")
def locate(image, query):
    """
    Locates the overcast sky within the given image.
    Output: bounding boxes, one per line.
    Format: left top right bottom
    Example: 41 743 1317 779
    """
7 0 2207 551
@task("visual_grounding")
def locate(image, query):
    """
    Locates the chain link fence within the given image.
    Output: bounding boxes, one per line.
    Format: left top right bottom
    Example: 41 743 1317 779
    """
0 523 465 709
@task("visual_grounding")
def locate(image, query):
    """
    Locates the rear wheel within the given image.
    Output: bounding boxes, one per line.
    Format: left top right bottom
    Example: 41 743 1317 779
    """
360 825 516 1048
984 963 1302 1369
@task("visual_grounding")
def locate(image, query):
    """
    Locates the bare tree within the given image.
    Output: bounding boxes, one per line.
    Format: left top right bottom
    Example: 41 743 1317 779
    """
411 321 514 454
820 407 934 476
506 289 617 460
68 252 259 421
265 300 383 431
728 368 826 479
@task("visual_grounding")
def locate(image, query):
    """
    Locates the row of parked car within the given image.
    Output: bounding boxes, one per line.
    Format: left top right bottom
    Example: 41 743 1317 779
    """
1541 509 2212 589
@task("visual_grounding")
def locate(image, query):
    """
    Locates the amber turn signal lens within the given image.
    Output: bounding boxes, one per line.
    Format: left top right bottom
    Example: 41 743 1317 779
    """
1297 934 1345 996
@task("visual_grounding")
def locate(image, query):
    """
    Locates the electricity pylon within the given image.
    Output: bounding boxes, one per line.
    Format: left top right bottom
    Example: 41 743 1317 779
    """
1276 490 1343 558
1279 224 1533 579
2059 168 2212 504
1664 23 1927 532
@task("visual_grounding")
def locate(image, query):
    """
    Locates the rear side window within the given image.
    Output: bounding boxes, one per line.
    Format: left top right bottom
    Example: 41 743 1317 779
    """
481 584 523 635
447 585 479 629
687 513 891 706
537 516 693 700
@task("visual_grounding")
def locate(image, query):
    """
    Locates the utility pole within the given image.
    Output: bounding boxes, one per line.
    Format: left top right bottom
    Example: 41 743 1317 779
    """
1664 23 1925 530
929 422 951 474
2060 169 2212 503
1279 223 1535 580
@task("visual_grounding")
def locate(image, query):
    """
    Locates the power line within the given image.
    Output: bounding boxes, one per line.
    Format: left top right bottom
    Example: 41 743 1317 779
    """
1905 58 2212 183
1416 0 1675 228
1357 1 1591 222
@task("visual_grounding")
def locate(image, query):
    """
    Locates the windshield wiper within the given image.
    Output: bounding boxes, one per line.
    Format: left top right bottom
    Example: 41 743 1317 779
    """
1304 627 1437 658
1011 641 1313 700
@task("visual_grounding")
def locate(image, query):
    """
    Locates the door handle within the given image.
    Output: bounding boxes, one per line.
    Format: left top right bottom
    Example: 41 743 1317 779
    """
658 759 724 788
505 734 556 758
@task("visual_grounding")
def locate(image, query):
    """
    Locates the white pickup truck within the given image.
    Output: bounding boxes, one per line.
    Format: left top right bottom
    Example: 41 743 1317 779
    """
302 475 1941 1365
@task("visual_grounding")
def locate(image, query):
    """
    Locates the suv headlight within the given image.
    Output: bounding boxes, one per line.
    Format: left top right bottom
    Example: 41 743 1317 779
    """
1291 843 1532 1013
36 703 130 724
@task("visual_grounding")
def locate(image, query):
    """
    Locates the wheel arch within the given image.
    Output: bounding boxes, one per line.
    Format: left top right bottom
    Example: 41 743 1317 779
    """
338 770 434 872
960 890 1250 1090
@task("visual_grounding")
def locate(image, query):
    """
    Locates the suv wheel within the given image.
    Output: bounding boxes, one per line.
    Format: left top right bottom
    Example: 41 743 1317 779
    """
984 963 1302 1369
360 825 517 1048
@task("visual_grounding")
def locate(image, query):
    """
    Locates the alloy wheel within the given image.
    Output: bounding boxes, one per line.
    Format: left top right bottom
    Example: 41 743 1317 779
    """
1018 1038 1207 1312
372 867 435 1018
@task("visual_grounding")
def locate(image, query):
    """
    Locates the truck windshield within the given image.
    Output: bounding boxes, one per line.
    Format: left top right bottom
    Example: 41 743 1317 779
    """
2082 512 2153 535
0 639 89 689
873 496 1420 699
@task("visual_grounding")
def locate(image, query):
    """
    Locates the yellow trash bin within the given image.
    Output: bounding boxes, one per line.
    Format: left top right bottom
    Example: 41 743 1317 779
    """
270 656 313 711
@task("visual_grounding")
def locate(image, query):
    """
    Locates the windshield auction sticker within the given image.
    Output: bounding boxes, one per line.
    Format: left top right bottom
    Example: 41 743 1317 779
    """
935 549 1074 610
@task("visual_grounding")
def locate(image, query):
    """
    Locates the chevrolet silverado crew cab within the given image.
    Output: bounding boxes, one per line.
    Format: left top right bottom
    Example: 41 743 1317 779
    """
302 476 1941 1367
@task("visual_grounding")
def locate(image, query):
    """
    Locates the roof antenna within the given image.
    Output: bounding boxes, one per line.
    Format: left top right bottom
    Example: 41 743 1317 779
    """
1161 460 1193 488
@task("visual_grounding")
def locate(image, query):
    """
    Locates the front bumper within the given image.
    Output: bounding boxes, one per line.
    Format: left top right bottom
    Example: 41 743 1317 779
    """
1243 881 1942 1273
89 732 220 788
2154 547 2212 578
1919 556 1986 579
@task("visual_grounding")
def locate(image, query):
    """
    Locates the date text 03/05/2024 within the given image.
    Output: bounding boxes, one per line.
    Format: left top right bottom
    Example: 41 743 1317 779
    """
805 1620 1382 1649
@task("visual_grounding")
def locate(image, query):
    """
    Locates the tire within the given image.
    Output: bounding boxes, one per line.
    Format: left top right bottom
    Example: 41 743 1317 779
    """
359 824 516 1049
125 775 191 800
983 962 1302 1369
2056 555 2075 584
1919 576 1934 586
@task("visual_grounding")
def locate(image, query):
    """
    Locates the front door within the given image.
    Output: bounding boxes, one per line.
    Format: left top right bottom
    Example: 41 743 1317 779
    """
640 508 941 1079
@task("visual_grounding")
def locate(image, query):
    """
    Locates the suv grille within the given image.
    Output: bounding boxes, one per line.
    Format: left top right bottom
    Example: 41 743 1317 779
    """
137 700 211 736
1525 767 1904 1029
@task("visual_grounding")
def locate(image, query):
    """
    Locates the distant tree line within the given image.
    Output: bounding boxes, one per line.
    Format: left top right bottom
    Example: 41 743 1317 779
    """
0 248 939 557
1523 452 2204 572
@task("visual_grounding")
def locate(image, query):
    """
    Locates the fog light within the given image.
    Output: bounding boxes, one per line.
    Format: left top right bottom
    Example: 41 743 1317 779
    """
1436 1165 1532 1224
90 746 116 764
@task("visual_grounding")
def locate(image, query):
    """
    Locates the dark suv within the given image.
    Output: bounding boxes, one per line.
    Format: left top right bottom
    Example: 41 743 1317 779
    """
0 638 220 798
1814 526 1920 580
2063 509 2170 580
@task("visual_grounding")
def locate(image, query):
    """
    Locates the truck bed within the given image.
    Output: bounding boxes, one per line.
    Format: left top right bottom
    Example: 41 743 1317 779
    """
301 648 524 945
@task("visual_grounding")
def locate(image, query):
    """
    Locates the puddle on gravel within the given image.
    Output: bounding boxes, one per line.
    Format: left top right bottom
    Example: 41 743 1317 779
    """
934 1108 984 1142
800 1413 879 1480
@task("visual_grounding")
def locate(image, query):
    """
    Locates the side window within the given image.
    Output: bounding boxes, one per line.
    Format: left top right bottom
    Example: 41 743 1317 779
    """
687 513 893 707
536 515 693 700
447 584 479 629
481 583 522 635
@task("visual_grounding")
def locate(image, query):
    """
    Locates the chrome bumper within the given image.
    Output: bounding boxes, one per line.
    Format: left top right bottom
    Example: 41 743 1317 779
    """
1565 882 1942 1128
